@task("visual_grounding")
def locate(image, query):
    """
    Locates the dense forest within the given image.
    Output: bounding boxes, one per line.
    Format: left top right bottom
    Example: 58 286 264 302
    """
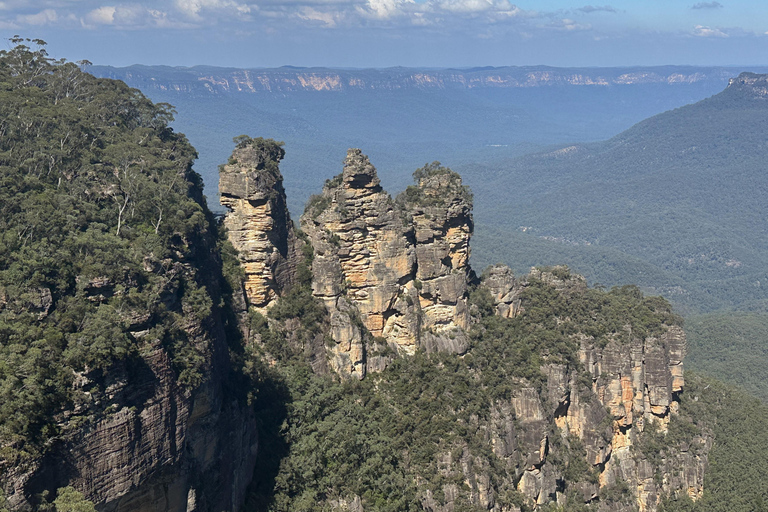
1 40 768 512
0 39 259 510
465 74 768 315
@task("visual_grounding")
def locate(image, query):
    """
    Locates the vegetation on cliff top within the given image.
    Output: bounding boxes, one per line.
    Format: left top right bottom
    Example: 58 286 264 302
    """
0 39 223 465
246 267 687 511
2 39 768 512
398 161 473 209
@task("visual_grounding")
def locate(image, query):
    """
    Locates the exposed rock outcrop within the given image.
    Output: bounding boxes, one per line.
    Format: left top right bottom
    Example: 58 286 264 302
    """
300 149 419 378
298 150 474 378
399 163 474 352
473 267 707 512
219 137 302 312
216 145 707 511
5 234 258 512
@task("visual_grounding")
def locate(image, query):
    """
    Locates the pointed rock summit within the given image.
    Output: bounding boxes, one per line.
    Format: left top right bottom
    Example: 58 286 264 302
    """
300 149 475 378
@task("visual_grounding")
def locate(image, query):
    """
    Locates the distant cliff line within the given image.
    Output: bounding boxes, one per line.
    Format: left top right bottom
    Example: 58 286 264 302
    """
90 64 768 95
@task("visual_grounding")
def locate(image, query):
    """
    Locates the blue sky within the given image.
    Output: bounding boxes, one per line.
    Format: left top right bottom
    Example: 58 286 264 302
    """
1 0 767 67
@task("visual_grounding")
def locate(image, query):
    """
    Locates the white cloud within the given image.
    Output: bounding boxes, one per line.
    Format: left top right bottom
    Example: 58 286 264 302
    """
81 4 190 29
174 0 251 20
437 0 517 14
353 0 525 24
693 24 728 37
85 5 116 24
366 0 409 19
17 8 58 25
552 18 591 31
577 5 616 13
297 5 339 25
691 1 722 9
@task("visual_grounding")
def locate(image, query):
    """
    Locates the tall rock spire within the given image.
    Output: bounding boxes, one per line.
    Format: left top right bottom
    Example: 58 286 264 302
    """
300 150 475 378
219 137 302 312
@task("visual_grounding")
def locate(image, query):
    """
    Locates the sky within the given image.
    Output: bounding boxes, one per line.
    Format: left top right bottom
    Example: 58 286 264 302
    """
1 0 768 68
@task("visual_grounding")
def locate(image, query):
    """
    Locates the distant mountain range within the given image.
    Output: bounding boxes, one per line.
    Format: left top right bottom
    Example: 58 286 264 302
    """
90 64 767 221
469 72 768 313
92 64 755 94
90 64 768 315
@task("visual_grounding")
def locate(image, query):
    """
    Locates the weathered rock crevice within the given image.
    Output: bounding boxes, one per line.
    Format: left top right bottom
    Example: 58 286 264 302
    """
217 146 709 511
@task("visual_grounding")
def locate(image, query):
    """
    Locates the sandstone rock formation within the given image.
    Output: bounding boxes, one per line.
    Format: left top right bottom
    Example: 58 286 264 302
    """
219 137 302 313
217 145 705 511
473 267 707 512
299 150 474 378
398 163 474 353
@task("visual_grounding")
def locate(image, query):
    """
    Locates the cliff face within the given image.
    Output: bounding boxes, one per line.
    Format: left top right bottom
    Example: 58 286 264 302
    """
401 164 474 352
297 150 473 378
475 267 706 512
0 48 260 512
219 137 303 313
92 65 744 95
726 71 768 98
215 147 707 511
4 213 258 512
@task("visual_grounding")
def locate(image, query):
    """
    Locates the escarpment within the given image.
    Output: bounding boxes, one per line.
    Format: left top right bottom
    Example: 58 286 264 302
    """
220 146 710 512
0 48 258 512
219 137 303 312
0 43 738 512
480 266 703 511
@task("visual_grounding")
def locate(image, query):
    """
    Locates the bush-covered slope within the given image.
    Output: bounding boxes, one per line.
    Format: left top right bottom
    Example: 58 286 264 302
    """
466 73 768 314
0 37 201 458
0 39 257 511
244 263 703 512
683 312 768 403
659 373 768 512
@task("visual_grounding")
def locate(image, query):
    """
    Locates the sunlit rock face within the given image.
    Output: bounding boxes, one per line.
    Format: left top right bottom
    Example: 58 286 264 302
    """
219 142 704 512
479 267 702 512
219 138 302 313
300 150 475 379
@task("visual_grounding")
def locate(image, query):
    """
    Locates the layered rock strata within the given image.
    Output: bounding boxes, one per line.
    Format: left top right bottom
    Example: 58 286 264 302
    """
219 137 302 312
476 267 706 512
218 145 706 510
399 164 474 352
5 246 258 512
299 150 474 378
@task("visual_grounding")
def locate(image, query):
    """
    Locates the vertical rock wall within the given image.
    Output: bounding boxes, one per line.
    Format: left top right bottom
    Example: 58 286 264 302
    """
217 144 707 511
6 239 258 512
479 267 707 512
400 164 474 353
219 138 302 313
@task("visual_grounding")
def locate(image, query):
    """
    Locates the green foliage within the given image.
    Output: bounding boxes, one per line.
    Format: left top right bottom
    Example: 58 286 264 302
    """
0 39 218 464
467 79 768 315
399 161 473 209
233 135 285 172
657 373 768 512
52 487 96 512
304 193 331 220
549 434 595 485
324 172 343 189
684 311 768 402
600 479 635 508
248 274 680 510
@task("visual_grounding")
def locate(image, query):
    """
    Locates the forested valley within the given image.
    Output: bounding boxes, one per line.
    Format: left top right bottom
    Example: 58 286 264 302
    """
1 39 767 512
